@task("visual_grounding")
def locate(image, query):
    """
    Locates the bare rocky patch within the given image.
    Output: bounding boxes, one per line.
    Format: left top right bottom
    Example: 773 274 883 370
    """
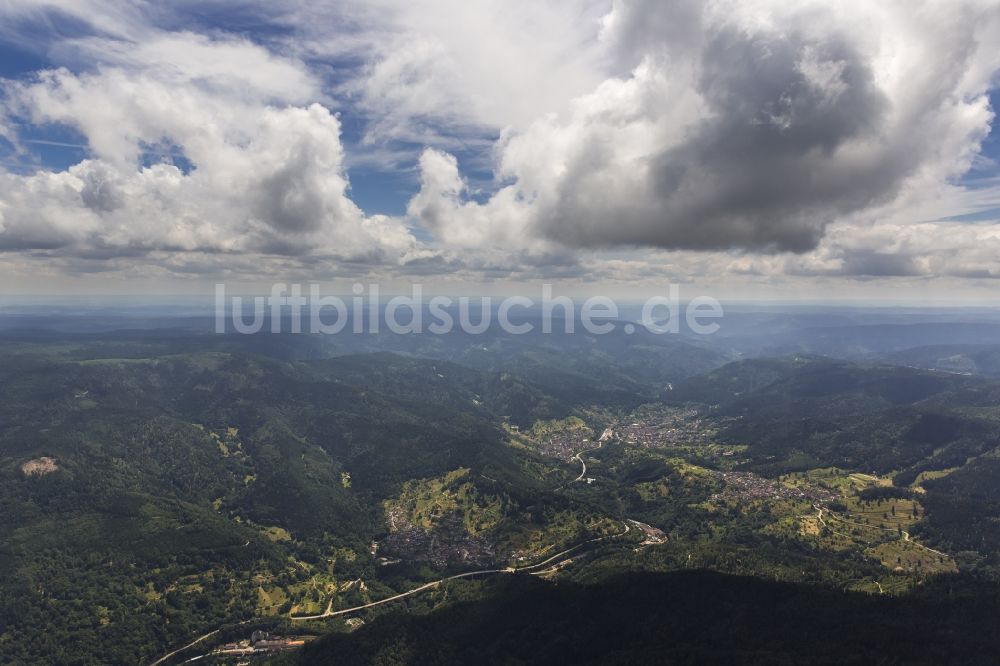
21 457 59 476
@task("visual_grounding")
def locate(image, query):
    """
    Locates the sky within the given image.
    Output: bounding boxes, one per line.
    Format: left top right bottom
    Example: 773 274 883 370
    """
0 0 999 301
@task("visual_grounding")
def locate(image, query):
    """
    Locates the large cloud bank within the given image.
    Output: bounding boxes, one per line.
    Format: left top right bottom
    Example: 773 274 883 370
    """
0 0 998 287
409 0 999 256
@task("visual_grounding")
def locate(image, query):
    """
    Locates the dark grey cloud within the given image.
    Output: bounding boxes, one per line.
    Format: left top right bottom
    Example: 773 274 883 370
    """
412 0 1000 267
544 18 901 252
839 250 922 277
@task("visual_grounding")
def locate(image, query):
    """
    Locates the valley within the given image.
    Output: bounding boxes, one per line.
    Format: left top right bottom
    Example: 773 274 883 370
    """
5 2 1000 661
3 317 1000 664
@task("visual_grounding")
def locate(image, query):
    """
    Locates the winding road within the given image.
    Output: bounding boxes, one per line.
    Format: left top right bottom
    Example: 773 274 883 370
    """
813 505 949 557
150 428 629 664
557 438 608 489
571 448 594 482
148 520 634 665
288 520 632 621
289 429 625 623
148 623 250 666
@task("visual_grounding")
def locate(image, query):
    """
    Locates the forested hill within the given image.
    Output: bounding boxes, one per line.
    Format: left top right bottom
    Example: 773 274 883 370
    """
289 570 1000 666
8 334 1000 663
666 356 1000 476
0 350 584 663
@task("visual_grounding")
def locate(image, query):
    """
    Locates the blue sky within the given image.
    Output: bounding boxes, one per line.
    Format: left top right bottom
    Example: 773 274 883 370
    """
0 1 999 298
0 6 511 218
0 12 404 213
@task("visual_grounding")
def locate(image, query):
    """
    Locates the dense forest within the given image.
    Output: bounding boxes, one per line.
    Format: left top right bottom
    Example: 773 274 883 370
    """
5 323 1000 663
290 571 1000 665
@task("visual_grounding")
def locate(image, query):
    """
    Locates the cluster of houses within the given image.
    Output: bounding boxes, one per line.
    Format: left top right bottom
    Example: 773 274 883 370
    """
619 408 713 448
214 630 315 659
535 431 593 461
711 471 837 503
382 506 496 567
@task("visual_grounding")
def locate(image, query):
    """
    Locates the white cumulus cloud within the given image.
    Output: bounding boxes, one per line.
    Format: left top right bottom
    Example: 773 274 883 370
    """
0 32 418 265
409 0 1000 256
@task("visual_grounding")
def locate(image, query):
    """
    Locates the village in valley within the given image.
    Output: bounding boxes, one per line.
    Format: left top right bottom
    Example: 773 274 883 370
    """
512 403 957 590
152 403 963 664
